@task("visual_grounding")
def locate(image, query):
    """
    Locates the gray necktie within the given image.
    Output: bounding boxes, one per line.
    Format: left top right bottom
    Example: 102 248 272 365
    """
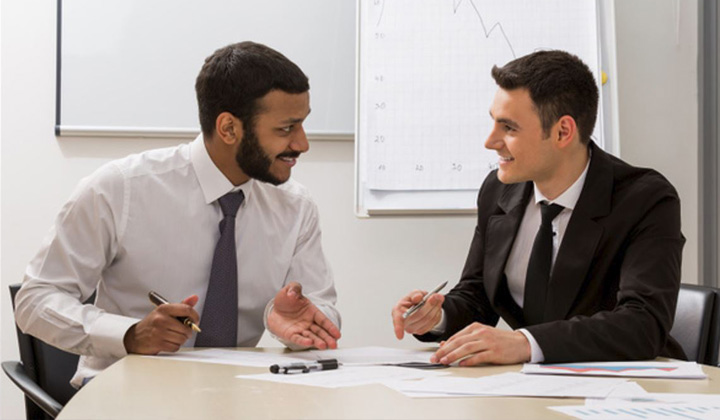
523 201 564 325
195 191 244 347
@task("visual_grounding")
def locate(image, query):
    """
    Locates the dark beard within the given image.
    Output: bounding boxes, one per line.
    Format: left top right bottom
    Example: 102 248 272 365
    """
235 127 284 185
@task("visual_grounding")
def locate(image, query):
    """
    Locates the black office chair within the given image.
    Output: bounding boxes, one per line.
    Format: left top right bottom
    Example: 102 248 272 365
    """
2 284 84 419
705 286 720 366
669 283 716 364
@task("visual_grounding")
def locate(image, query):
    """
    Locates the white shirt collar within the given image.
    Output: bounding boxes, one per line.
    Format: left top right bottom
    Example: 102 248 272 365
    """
533 152 591 211
190 134 253 204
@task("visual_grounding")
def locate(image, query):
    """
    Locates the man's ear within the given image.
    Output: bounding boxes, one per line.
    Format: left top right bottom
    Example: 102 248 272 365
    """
554 115 578 149
215 112 243 146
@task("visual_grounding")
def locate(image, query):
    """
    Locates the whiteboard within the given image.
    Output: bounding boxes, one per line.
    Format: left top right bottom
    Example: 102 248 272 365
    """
356 0 613 215
57 0 356 138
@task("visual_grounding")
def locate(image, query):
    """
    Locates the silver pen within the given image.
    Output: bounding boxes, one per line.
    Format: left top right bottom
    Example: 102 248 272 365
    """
402 280 448 319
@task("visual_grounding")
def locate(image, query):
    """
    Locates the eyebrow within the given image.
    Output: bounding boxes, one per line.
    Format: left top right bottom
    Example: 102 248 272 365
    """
280 108 312 124
489 110 520 130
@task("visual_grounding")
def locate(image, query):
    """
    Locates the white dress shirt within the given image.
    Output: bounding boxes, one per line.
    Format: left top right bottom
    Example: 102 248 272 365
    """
15 135 340 388
509 158 590 363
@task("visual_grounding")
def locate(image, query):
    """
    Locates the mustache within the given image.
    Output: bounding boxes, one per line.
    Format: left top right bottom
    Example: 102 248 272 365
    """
277 151 301 159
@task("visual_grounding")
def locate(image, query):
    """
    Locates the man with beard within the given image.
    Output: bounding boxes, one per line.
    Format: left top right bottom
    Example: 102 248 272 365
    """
15 41 341 388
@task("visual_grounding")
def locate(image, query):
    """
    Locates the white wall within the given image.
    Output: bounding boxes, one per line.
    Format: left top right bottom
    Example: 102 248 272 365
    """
613 0 699 287
0 1 700 419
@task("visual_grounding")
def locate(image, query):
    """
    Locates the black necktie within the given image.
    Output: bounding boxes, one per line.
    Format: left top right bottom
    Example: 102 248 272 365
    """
523 201 564 325
195 191 244 347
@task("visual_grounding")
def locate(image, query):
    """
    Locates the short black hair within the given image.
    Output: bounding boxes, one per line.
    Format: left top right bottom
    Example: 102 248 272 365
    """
195 41 309 137
491 50 599 145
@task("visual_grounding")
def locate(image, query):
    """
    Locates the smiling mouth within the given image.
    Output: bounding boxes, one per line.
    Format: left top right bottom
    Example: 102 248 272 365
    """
499 156 514 162
277 155 299 166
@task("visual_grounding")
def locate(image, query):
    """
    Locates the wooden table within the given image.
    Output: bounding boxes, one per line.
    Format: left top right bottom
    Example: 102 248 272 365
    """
58 348 720 420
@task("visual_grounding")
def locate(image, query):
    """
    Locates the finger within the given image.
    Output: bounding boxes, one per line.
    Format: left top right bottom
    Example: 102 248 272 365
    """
457 350 492 367
427 293 445 307
309 323 338 349
158 338 185 353
313 311 341 338
301 328 329 350
290 331 315 349
159 319 194 340
404 291 443 323
404 295 444 334
442 341 488 366
443 321 479 346
182 295 199 307
392 305 406 340
159 303 197 319
403 297 440 327
404 307 435 333
155 307 200 334
430 328 474 362
437 332 486 365
162 328 191 346
409 289 426 304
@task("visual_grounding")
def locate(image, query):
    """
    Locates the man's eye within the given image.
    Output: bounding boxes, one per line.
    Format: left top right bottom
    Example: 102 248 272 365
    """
280 126 293 133
504 125 515 132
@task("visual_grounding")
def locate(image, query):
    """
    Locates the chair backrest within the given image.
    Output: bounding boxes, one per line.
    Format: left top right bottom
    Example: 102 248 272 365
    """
9 284 81 418
706 286 720 366
669 284 716 363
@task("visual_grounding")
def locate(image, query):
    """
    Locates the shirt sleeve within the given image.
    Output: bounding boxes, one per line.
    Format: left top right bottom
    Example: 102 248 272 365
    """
263 199 341 348
14 163 140 359
429 310 447 335
517 328 545 363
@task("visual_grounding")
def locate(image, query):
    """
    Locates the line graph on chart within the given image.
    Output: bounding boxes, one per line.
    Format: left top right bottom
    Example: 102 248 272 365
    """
359 0 600 191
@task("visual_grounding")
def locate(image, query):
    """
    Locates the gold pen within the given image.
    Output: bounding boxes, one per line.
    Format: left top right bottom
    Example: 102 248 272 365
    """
148 291 202 333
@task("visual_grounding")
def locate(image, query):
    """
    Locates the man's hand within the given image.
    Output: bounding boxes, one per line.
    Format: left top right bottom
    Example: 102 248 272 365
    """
124 295 199 355
391 289 445 339
429 322 531 366
267 282 341 350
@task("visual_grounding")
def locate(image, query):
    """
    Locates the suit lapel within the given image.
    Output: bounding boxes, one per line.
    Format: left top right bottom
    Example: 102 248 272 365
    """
544 142 613 321
484 182 532 312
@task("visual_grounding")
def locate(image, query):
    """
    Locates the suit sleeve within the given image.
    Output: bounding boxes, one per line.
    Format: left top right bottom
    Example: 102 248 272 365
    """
415 173 501 342
526 180 684 362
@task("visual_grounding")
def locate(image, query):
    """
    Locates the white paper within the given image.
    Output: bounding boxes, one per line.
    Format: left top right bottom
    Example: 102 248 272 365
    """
586 392 720 406
522 361 707 379
306 346 437 366
584 382 649 405
237 366 448 389
391 372 627 398
144 348 316 367
550 402 720 420
147 346 439 368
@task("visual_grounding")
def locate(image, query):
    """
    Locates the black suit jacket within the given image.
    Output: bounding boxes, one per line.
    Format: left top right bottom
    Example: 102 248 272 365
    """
419 142 686 362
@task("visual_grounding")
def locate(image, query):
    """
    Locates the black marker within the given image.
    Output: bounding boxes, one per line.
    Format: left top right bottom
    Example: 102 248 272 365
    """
148 291 202 333
269 359 339 374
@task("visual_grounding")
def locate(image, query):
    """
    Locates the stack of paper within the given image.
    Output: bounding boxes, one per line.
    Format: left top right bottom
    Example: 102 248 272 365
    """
551 397 720 420
522 361 707 379
384 372 628 399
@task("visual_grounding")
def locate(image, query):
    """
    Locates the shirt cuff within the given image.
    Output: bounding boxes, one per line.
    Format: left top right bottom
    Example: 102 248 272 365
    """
428 309 447 335
518 328 545 363
87 313 141 358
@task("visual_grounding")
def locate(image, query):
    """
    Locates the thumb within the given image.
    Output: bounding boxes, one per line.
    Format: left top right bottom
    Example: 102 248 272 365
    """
182 295 199 307
286 282 303 299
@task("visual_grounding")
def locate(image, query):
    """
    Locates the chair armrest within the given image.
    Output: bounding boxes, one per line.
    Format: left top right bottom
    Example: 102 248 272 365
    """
2 360 63 417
